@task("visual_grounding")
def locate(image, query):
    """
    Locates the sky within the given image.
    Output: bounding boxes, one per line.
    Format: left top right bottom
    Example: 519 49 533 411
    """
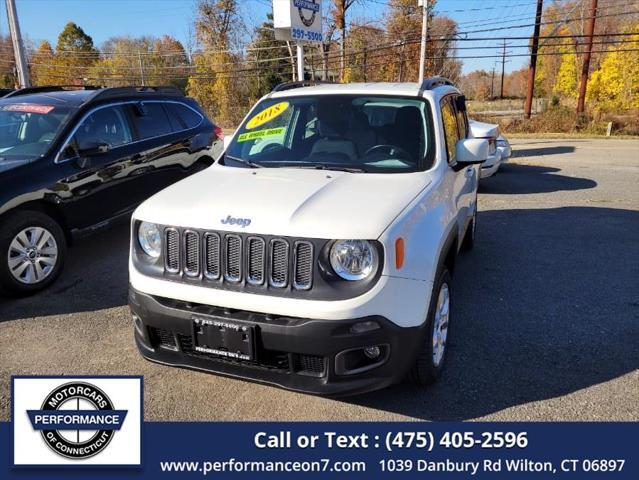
0 0 544 75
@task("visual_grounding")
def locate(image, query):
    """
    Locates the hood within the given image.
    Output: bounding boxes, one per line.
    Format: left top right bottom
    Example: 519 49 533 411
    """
0 157 31 174
469 119 500 138
134 165 432 239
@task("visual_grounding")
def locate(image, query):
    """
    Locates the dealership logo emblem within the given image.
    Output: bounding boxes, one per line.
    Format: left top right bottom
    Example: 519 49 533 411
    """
27 382 128 460
294 0 319 27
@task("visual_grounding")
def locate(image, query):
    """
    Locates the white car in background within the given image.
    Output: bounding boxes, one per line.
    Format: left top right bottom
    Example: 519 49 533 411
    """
496 134 512 162
469 119 502 178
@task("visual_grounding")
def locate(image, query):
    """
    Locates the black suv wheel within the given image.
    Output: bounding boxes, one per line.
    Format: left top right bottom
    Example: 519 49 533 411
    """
0 210 67 295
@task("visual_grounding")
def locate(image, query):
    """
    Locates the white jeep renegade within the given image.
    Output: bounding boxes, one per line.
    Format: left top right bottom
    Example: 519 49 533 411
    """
129 78 488 396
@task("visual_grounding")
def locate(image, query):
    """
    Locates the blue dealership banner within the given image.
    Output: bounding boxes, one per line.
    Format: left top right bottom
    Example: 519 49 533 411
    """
1 421 637 479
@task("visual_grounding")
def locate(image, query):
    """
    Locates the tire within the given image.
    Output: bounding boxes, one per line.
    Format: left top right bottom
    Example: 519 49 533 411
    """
408 267 452 386
0 210 67 296
461 202 477 251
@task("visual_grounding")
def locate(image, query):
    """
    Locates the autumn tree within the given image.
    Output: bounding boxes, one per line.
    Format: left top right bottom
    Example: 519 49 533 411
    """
30 40 56 85
331 0 359 81
89 35 189 87
187 0 245 127
553 43 579 98
586 24 639 111
53 22 99 84
0 36 16 87
246 14 290 100
385 0 422 82
345 24 385 82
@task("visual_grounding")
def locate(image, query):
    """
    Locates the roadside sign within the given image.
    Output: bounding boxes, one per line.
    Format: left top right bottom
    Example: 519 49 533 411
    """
273 0 323 44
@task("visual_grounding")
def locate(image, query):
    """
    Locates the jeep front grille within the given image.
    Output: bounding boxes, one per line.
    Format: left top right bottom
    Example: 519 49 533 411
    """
165 228 180 273
270 239 289 287
204 233 220 279
184 231 200 276
162 227 315 292
224 234 242 282
293 241 313 290
247 237 265 285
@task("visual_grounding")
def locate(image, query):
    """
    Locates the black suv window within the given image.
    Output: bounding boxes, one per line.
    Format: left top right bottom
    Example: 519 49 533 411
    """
130 102 172 139
73 105 132 150
165 103 202 130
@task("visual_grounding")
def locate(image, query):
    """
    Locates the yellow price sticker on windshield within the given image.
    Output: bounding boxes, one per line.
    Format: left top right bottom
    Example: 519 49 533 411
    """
237 127 285 143
246 102 289 130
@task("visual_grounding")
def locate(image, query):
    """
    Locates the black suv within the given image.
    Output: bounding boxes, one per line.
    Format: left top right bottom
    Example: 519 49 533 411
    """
0 86 221 295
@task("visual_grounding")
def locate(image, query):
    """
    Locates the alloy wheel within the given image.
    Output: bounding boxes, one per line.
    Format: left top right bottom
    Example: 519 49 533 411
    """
432 282 450 367
7 227 59 284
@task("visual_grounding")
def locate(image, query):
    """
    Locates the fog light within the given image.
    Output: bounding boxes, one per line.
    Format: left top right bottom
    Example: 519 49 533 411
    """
364 345 381 359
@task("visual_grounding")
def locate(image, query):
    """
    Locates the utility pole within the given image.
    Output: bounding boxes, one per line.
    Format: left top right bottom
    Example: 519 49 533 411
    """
524 0 543 119
418 0 429 83
296 44 304 82
499 40 511 99
138 50 145 86
577 0 598 114
491 66 495 99
5 0 31 88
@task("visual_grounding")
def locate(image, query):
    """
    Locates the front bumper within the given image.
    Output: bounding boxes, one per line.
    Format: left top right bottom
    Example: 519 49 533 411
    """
129 287 427 396
497 145 511 161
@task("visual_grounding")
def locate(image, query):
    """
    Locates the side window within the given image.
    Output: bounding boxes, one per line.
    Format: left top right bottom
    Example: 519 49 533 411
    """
165 103 203 130
441 97 460 164
454 97 468 139
73 105 132 150
130 102 173 139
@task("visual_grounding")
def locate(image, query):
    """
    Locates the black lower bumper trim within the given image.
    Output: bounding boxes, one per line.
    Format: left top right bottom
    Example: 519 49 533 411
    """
129 287 426 396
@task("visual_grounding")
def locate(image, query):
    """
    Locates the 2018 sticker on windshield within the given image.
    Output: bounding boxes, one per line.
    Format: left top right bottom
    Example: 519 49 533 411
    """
237 127 285 143
1 104 55 114
245 102 289 129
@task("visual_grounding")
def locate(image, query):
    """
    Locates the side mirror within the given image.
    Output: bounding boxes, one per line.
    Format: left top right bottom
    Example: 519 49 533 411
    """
455 138 488 165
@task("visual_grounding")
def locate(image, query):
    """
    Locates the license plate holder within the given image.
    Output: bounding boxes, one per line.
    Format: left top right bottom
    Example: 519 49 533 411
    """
192 316 255 362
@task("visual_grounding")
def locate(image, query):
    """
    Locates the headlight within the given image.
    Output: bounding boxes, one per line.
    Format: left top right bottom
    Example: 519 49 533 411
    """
329 240 378 281
138 222 161 258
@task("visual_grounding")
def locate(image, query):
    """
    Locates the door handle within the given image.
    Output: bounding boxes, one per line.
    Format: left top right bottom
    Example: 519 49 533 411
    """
465 167 474 178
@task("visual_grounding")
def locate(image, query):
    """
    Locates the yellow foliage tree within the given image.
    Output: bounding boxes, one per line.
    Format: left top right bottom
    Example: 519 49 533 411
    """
586 26 639 111
553 47 578 98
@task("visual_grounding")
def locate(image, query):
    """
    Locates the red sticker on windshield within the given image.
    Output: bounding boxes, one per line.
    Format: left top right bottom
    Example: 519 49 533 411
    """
2 104 55 114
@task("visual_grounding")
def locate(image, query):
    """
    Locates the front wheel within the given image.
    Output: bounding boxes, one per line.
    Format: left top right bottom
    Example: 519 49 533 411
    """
0 210 67 295
408 267 452 386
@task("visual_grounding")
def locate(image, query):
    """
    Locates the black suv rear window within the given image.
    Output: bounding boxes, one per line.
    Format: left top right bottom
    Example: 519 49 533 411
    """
165 103 202 129
130 103 172 139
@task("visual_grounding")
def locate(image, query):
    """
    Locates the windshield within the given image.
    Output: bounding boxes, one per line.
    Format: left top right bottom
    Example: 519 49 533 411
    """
0 103 73 160
224 95 433 173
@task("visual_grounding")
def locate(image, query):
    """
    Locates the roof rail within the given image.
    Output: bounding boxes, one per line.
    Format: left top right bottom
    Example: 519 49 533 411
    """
272 80 335 93
419 76 454 94
90 86 184 101
3 85 101 98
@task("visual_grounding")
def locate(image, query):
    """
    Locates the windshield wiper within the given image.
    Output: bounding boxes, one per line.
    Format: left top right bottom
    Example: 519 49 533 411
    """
273 163 367 173
223 153 263 169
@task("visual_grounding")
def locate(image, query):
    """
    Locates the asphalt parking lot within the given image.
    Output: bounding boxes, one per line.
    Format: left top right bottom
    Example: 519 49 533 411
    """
0 138 637 421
